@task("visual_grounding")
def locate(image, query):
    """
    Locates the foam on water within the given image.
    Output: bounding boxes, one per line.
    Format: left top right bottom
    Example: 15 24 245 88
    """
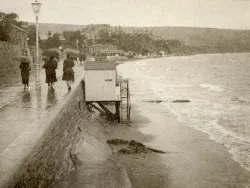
118 54 250 172
200 83 225 92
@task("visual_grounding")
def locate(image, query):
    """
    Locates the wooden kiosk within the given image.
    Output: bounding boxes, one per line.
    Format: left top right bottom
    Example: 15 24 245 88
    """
84 61 130 123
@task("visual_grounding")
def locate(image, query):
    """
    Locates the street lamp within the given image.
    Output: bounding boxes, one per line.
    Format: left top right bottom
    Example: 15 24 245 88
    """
76 39 79 51
31 0 42 89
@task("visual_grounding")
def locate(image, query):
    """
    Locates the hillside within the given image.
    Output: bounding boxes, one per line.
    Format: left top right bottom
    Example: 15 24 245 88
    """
122 26 250 47
34 23 250 52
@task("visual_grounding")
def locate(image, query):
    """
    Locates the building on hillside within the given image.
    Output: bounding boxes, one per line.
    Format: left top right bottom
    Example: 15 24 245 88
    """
85 31 100 44
85 24 111 32
0 19 28 52
59 34 66 41
89 44 123 55
39 33 48 41
159 51 166 56
99 49 124 56
40 33 66 42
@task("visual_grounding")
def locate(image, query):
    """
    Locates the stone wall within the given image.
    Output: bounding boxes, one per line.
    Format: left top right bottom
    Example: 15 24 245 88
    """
2 81 97 188
0 41 21 87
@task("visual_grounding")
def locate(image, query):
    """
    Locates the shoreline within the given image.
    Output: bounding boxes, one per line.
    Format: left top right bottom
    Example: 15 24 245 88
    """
116 52 250 174
100 101 250 188
115 51 250 66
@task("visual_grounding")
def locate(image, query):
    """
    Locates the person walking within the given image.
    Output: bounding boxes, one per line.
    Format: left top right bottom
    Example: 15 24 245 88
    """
79 53 86 65
42 56 57 90
62 54 75 91
19 56 31 90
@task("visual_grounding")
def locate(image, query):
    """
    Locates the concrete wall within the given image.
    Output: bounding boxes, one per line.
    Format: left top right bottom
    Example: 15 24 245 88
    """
0 79 103 188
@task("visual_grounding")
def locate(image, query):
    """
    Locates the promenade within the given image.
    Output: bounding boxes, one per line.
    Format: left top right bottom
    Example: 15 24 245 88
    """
0 61 84 153
0 59 132 188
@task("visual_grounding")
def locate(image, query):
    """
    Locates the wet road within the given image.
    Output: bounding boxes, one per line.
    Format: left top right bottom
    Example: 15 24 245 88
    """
0 61 84 153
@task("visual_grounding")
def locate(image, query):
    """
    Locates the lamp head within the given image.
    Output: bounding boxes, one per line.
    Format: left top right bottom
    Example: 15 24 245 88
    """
31 0 42 14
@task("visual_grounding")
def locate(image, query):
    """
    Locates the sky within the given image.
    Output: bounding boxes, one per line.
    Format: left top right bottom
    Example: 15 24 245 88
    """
1 0 250 29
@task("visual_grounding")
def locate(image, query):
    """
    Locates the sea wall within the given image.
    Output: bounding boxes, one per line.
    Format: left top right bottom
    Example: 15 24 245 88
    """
0 79 101 188
14 81 87 188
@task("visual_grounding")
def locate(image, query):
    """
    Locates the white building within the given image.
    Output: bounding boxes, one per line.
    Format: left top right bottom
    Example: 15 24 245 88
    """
84 61 121 102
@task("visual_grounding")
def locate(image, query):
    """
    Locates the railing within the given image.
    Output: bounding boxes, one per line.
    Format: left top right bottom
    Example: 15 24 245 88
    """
119 80 130 124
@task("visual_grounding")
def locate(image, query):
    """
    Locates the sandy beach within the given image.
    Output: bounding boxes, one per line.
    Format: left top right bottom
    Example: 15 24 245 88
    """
51 54 250 188
100 101 250 188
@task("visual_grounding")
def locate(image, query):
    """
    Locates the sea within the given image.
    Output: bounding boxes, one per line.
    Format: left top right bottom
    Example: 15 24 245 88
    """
117 53 250 172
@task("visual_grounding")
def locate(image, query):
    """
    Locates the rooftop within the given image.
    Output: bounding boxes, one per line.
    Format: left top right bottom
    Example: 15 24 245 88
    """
0 19 28 33
99 49 124 53
91 44 116 47
84 61 117 70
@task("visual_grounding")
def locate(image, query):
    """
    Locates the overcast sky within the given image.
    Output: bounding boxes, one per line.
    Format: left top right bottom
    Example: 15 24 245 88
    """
1 0 250 29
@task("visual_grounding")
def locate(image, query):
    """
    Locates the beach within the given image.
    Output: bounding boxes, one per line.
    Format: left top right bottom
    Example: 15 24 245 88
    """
51 53 250 188
101 102 250 188
100 53 250 188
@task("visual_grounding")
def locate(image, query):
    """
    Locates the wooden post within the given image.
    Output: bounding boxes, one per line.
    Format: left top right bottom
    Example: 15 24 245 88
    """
116 101 120 123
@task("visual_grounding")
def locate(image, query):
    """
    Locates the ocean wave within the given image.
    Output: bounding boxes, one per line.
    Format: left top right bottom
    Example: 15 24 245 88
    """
165 105 250 172
118 54 250 173
149 81 250 172
200 83 224 92
231 96 250 105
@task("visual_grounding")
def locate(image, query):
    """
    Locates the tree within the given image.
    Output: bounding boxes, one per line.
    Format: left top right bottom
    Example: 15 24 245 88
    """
0 23 10 42
62 30 88 49
47 33 61 48
99 29 112 44
0 12 26 42
0 12 24 27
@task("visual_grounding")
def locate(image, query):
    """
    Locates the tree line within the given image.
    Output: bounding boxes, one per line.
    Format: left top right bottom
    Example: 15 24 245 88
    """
0 12 28 41
0 12 181 55
41 27 182 55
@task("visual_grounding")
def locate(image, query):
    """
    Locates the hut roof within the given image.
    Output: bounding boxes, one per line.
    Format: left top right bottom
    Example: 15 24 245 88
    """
84 61 116 70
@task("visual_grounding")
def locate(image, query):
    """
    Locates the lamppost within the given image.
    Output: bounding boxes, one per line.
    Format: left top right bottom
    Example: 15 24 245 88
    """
58 46 63 58
76 39 79 51
81 44 84 53
31 0 42 89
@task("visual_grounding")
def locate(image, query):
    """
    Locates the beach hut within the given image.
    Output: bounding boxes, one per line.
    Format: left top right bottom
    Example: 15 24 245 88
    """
84 61 130 123
84 61 119 101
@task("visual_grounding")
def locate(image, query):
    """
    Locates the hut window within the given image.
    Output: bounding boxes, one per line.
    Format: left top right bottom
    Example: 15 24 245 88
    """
105 79 112 82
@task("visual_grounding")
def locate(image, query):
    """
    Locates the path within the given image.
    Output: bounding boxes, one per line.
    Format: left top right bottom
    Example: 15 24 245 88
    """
0 61 84 153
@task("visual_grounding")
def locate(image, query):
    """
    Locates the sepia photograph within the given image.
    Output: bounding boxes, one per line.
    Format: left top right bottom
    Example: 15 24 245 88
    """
0 0 250 187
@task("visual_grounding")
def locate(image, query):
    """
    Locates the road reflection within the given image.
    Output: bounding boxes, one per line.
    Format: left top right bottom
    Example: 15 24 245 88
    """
21 91 31 108
47 90 57 104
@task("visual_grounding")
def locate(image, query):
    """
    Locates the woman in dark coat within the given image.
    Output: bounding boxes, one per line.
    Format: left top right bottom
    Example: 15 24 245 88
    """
79 53 86 65
42 56 57 90
19 58 31 90
62 54 75 90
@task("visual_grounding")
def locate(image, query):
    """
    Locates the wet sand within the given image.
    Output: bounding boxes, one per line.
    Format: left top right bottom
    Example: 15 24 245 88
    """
100 102 250 188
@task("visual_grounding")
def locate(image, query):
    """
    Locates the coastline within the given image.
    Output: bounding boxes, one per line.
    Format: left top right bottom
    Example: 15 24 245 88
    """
115 51 250 67
100 101 250 188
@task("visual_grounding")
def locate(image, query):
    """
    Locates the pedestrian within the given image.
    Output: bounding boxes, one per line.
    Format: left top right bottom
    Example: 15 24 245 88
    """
79 53 86 65
62 54 75 91
42 56 57 90
19 55 31 90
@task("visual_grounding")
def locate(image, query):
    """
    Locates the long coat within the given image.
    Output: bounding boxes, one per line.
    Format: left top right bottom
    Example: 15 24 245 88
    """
79 54 86 61
42 59 57 83
62 58 75 81
19 62 31 84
